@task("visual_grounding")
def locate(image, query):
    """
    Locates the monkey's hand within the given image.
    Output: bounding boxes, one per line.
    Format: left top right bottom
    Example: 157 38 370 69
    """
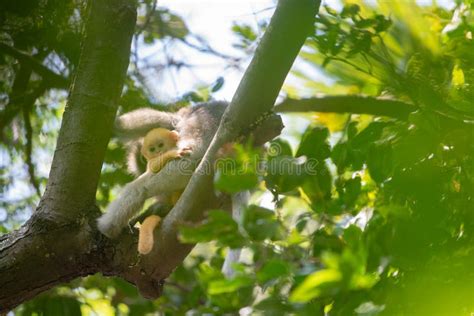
178 147 192 157
138 215 161 255
148 148 192 173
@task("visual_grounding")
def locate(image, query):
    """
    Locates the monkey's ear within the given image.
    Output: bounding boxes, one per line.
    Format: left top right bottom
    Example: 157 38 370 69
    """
169 130 179 142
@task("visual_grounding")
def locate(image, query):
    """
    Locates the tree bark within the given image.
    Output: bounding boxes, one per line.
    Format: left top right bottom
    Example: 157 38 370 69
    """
0 0 137 311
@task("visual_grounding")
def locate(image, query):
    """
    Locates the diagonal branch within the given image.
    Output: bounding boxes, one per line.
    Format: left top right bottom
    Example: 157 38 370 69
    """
274 95 417 119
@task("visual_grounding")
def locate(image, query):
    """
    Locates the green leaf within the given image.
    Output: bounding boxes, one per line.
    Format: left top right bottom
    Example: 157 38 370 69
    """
210 76 225 92
296 127 331 160
214 165 259 193
343 176 362 206
214 145 261 193
257 259 291 284
374 15 392 33
289 269 342 303
341 4 360 18
331 142 349 173
268 138 293 157
254 297 293 314
19 295 82 316
367 143 393 183
179 210 245 248
265 155 305 193
208 276 254 295
243 205 282 241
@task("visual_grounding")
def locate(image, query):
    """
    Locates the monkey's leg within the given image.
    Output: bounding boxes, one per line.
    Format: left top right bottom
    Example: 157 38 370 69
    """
138 215 161 255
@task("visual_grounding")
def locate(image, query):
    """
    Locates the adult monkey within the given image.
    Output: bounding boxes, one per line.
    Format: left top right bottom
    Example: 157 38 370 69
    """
98 0 318 278
97 101 282 275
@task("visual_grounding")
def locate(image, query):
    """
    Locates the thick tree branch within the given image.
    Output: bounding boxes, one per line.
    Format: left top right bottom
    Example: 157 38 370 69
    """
274 95 417 119
0 0 137 310
135 0 320 299
39 2 137 221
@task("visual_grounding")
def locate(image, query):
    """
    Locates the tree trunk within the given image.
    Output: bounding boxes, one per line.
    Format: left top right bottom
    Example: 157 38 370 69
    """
0 0 137 311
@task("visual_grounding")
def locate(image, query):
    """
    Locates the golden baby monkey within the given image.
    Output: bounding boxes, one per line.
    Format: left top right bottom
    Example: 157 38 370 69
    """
138 128 188 255
141 128 188 173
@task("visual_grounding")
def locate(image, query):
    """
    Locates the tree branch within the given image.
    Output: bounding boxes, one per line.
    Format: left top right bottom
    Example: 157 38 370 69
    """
274 95 417 119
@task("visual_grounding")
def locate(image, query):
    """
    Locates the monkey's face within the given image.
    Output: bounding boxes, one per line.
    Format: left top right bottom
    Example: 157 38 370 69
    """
141 128 179 160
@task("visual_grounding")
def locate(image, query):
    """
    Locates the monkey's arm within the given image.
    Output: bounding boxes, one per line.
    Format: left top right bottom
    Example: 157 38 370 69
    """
148 150 180 173
115 108 179 139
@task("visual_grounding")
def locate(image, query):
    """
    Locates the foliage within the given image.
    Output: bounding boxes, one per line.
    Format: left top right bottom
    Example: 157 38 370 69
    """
2 0 474 315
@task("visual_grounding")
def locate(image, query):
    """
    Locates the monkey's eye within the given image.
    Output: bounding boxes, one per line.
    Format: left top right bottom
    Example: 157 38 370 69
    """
158 142 164 148
149 146 156 153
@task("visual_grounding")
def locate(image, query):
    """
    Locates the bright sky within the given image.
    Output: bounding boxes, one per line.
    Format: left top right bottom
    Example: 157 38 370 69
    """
137 0 276 101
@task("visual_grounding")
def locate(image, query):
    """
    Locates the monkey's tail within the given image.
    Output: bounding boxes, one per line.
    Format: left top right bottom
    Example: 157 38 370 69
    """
222 191 250 278
115 108 179 139
138 215 161 255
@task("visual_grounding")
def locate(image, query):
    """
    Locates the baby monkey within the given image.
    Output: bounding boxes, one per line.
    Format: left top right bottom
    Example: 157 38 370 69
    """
141 128 190 173
138 128 189 255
